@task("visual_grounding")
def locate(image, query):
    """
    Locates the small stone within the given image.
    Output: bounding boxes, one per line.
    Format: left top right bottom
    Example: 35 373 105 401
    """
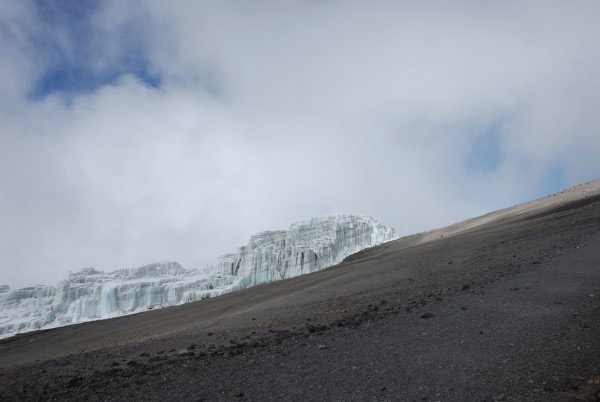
187 344 196 350
420 313 434 319
317 344 328 350
67 376 84 388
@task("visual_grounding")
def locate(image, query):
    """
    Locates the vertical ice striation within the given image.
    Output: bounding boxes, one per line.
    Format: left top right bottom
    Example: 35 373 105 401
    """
0 214 396 338
0 263 242 338
216 214 396 287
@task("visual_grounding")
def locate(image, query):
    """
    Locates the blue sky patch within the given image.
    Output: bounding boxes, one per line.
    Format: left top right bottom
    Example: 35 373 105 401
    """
466 123 504 173
28 0 160 99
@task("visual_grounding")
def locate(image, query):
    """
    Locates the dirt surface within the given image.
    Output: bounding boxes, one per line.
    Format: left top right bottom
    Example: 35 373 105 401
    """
1 181 600 401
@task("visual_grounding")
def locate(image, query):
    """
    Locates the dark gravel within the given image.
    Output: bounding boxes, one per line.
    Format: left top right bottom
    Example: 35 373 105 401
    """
1 193 599 401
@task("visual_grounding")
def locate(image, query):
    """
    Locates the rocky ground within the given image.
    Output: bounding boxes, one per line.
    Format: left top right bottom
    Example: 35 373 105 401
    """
1 187 600 401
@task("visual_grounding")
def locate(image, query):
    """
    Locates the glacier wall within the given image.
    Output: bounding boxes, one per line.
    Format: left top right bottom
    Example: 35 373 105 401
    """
215 214 396 287
0 263 243 339
0 214 396 339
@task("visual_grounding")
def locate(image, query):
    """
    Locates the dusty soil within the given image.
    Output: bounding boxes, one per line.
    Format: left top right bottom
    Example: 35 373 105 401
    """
1 183 599 401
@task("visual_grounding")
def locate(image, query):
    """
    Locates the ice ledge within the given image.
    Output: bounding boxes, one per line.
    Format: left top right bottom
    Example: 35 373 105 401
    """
0 214 396 339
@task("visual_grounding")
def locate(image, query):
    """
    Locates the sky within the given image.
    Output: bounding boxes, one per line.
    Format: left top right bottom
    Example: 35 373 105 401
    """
1 1 600 288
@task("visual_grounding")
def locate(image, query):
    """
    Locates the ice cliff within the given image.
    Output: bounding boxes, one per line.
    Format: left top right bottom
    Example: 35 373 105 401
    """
0 215 396 338
215 215 396 287
0 263 242 339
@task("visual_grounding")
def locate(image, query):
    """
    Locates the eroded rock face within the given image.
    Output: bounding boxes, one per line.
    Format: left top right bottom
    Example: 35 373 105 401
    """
0 215 396 338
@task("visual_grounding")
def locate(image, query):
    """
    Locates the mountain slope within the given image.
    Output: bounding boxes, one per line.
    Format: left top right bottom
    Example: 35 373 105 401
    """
1 180 599 401
0 215 395 339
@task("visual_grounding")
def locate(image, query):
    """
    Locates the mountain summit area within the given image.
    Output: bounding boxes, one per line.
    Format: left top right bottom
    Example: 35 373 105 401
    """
0 215 395 339
1 180 599 401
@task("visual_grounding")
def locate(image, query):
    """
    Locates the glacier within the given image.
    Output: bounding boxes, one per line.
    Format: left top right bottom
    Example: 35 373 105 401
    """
0 264 242 339
215 214 396 287
0 214 396 339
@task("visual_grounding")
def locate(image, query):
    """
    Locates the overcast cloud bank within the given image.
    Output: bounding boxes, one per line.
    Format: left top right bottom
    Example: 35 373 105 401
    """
1 1 599 287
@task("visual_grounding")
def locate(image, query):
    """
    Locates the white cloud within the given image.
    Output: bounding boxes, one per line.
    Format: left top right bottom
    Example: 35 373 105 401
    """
1 1 600 287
